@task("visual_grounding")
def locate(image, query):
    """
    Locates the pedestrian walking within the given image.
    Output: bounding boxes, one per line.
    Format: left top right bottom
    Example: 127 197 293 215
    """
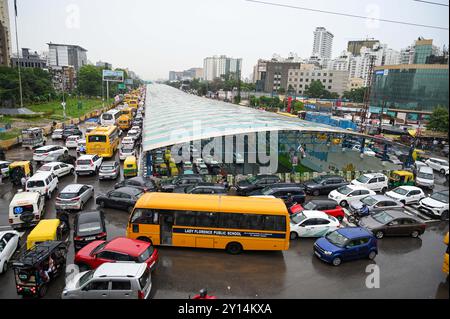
21 176 27 191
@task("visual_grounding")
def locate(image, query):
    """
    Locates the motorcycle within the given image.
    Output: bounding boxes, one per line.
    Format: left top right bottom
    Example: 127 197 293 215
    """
347 206 370 225
190 289 217 300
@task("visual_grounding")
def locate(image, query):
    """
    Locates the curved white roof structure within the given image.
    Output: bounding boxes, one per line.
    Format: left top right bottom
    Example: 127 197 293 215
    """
143 84 362 152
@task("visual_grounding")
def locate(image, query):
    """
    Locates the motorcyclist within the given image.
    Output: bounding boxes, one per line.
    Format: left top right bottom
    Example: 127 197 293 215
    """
192 289 217 300
359 204 370 218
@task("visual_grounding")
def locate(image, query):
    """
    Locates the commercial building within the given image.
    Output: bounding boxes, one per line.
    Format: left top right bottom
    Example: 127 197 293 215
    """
0 0 11 66
370 64 449 121
203 55 242 81
287 68 349 96
11 48 47 69
413 38 440 64
96 61 112 69
253 59 301 93
347 77 365 91
347 39 380 56
47 43 88 71
312 27 334 61
50 66 77 93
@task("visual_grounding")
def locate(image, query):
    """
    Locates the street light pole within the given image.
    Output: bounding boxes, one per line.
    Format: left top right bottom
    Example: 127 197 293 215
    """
13 0 24 108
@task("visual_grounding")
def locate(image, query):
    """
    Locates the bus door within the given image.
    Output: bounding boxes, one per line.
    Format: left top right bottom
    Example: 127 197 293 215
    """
160 213 174 245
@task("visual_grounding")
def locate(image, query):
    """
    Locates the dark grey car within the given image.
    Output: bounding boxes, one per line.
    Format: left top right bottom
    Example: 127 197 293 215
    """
96 187 144 212
174 183 228 195
349 195 404 214
302 175 349 196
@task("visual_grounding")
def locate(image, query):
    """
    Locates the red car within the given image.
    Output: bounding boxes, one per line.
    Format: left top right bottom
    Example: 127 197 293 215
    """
289 199 345 222
75 237 158 271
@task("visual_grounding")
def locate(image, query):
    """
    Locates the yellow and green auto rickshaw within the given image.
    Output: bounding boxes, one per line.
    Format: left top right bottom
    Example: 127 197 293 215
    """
9 161 33 187
443 232 449 275
124 156 138 178
26 219 63 250
389 170 415 188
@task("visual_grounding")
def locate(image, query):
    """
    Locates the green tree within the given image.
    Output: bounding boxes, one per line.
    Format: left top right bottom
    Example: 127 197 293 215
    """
342 87 367 103
77 65 102 97
427 106 449 132
277 87 286 95
304 80 326 98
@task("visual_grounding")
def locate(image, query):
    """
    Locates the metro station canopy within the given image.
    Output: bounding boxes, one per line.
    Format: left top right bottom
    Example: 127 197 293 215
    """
142 84 360 152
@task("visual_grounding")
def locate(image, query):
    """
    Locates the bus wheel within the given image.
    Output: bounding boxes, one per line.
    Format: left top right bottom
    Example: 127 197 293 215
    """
226 242 243 255
137 237 152 245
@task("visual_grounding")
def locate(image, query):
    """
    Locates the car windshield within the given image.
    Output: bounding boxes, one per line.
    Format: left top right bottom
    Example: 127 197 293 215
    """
79 222 102 234
0 239 5 253
59 192 78 199
303 202 317 210
27 180 45 188
312 177 325 183
137 246 154 262
392 187 408 196
325 231 349 248
246 176 257 184
430 192 449 204
78 270 94 288
337 186 353 195
361 196 378 206
290 212 308 224
417 172 433 179
356 175 370 183
102 114 113 120
372 211 395 224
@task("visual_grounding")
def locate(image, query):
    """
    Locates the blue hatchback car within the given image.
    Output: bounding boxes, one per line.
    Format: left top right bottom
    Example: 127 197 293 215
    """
313 227 378 266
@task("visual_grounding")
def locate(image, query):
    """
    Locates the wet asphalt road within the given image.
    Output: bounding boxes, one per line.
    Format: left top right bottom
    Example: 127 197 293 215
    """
0 137 448 299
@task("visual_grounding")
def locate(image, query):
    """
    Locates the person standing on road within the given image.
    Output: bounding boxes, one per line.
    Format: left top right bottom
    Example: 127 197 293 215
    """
21 176 27 191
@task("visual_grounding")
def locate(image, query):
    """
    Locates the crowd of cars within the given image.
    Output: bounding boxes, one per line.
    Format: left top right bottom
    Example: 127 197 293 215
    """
0 85 448 298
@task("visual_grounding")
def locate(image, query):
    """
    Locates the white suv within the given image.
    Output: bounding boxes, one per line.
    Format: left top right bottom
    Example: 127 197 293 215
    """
33 145 68 163
351 173 388 193
328 185 376 207
26 171 59 199
76 155 103 176
62 263 152 299
418 190 449 221
425 158 449 175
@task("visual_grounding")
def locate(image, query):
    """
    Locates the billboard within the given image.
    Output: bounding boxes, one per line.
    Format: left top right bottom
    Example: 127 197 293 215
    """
103 70 124 82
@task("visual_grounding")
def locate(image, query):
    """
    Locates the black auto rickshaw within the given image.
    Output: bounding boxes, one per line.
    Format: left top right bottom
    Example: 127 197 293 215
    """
12 241 68 298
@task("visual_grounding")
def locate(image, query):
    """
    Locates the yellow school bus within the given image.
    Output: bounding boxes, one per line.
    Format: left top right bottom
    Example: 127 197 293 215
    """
86 125 120 158
126 193 290 254
118 114 132 130
127 99 139 110
443 232 449 275
121 107 134 120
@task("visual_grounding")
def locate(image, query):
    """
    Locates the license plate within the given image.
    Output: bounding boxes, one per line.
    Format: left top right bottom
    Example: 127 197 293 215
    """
84 236 96 241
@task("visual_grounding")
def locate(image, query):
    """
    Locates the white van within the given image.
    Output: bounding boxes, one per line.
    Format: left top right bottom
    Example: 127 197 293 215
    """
26 172 59 199
416 166 434 189
9 191 45 229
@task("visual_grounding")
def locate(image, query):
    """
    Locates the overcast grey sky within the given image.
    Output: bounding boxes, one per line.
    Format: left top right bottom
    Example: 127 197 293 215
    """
8 0 449 80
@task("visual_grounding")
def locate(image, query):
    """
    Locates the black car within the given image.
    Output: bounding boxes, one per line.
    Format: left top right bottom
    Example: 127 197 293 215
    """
114 176 157 192
249 183 306 204
62 128 83 140
235 174 281 196
56 153 77 166
302 175 349 196
96 187 144 212
174 183 228 195
73 211 107 251
159 174 205 192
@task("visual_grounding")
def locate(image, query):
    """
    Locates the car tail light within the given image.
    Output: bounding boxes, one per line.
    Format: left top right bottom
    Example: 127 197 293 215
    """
138 290 144 299
70 197 81 202
74 236 83 241
96 232 107 239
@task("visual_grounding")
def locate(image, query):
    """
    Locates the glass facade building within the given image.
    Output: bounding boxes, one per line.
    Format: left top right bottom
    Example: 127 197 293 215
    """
370 64 449 113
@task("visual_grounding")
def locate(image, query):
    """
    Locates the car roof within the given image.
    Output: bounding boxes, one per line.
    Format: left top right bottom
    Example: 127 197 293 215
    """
367 195 394 202
346 184 370 190
337 227 372 238
309 199 338 205
93 262 146 279
314 175 343 180
62 184 85 193
28 171 53 180
301 210 330 218
103 237 148 257
360 173 386 178
40 162 64 168
266 183 303 190
77 211 102 224
102 161 117 166
194 183 226 188
116 187 143 195
379 209 420 220
395 186 422 191
78 155 95 160
418 166 433 172
11 191 41 203
36 145 57 151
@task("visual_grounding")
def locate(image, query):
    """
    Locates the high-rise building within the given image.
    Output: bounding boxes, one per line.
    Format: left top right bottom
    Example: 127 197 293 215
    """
311 27 334 61
96 61 112 69
47 43 88 71
413 38 440 64
0 0 11 66
347 39 380 56
328 51 352 71
383 48 401 66
203 55 242 81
